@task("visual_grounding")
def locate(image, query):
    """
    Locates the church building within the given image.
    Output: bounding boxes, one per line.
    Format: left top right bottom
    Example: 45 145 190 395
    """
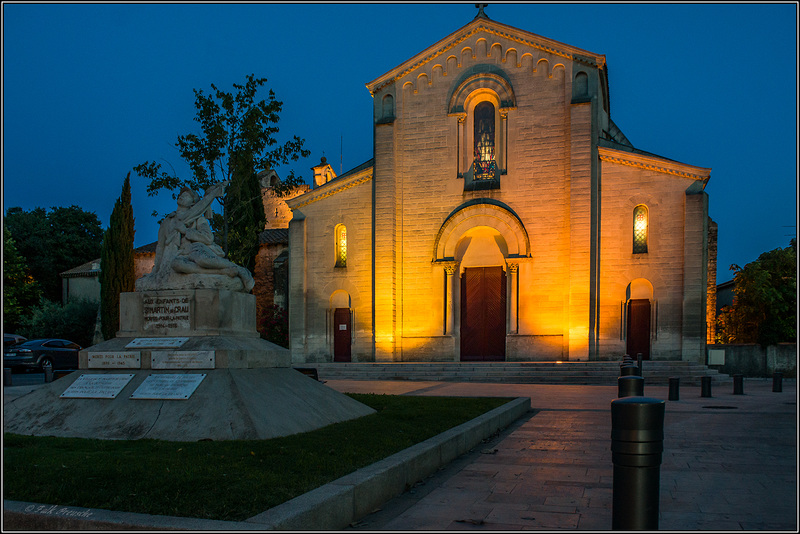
287 8 716 364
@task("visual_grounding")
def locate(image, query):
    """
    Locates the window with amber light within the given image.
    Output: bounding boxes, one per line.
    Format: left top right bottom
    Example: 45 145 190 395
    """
633 205 648 254
335 224 347 267
473 101 497 180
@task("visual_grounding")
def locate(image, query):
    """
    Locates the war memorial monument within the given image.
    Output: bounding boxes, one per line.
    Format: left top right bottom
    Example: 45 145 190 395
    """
3 183 374 441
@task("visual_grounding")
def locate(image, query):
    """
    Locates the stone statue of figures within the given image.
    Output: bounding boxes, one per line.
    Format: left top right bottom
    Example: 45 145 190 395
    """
136 182 255 293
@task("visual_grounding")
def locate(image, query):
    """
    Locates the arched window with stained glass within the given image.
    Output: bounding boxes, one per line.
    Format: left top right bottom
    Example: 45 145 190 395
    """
335 224 347 267
633 205 648 254
473 101 497 179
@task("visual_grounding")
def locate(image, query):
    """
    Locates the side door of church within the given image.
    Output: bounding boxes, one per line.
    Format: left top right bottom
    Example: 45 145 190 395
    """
626 299 651 360
333 308 352 362
460 266 506 361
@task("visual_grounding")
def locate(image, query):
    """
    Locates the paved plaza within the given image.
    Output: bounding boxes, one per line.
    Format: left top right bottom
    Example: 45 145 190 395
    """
327 378 798 531
3 377 797 530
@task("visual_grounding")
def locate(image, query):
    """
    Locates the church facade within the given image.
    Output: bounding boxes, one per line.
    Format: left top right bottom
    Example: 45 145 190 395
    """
287 11 716 364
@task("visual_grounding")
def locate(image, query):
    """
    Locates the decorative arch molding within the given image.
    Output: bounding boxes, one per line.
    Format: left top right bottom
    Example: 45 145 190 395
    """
432 199 531 260
610 269 665 302
329 289 351 309
366 23 606 96
627 278 654 301
447 64 516 114
322 279 362 310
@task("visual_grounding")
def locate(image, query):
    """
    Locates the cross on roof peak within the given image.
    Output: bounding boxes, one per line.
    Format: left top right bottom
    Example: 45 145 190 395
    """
475 3 490 20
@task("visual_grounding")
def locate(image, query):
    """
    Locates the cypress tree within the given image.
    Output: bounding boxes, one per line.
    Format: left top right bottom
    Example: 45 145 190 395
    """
225 152 265 272
100 172 135 340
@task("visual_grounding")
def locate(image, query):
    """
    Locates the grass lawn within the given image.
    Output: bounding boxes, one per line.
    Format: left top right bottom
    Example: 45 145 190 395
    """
3 393 511 522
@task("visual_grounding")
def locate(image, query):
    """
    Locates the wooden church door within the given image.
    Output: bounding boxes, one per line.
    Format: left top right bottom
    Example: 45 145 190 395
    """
333 308 351 362
460 266 506 361
626 299 651 360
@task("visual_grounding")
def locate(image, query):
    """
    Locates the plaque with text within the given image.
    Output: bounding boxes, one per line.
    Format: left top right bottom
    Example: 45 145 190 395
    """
88 352 141 369
60 374 136 399
151 351 215 369
130 374 206 400
125 337 190 349
141 294 191 331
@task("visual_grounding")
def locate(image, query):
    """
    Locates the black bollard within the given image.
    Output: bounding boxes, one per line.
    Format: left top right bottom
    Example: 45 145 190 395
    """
733 374 744 395
44 367 53 383
773 372 783 393
3 368 12 387
701 376 712 397
611 396 665 531
620 355 633 370
618 375 644 397
621 365 639 377
668 377 680 401
636 353 643 376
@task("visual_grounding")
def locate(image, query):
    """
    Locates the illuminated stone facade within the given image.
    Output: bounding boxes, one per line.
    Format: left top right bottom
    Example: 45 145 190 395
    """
288 12 715 363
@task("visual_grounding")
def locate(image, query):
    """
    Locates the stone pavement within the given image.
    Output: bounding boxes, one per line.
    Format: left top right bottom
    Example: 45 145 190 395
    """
326 378 797 531
3 378 797 531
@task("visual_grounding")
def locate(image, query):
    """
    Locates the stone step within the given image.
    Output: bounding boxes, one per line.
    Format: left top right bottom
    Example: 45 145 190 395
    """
303 361 730 386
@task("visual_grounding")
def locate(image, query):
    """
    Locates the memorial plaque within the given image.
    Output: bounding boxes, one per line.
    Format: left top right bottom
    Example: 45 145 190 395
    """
88 352 141 369
141 294 191 331
60 374 136 399
130 374 206 400
152 351 215 369
126 337 190 349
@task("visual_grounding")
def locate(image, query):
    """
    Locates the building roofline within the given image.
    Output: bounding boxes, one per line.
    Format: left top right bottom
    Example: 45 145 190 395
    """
366 16 605 95
287 160 374 210
598 146 711 183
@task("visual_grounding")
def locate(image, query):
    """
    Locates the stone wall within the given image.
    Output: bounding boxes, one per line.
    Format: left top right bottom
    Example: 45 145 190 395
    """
253 243 287 335
378 31 584 362
288 172 374 363
708 343 797 377
597 154 708 361
289 17 713 364
262 185 310 230
134 252 155 280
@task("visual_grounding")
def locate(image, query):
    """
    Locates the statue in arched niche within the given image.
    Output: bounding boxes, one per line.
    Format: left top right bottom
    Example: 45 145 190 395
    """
136 181 255 293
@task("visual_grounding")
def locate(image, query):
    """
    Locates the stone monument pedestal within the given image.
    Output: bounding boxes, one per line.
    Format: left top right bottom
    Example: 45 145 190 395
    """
81 289 289 369
5 289 375 441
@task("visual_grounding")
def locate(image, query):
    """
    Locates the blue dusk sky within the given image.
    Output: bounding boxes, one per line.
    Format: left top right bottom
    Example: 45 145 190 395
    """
2 2 797 283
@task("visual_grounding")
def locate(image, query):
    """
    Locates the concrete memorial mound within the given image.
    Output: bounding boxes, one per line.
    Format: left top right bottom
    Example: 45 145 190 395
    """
4 184 374 441
5 369 374 440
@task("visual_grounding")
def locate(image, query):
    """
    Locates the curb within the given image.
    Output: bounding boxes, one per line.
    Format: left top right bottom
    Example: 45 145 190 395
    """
3 396 531 531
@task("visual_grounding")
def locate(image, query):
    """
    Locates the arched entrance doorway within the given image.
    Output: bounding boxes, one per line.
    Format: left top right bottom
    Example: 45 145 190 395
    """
626 279 653 360
431 199 531 363
457 226 508 361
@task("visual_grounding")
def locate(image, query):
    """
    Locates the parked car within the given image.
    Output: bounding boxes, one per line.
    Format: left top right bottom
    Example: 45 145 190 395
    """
4 333 27 350
4 338 81 372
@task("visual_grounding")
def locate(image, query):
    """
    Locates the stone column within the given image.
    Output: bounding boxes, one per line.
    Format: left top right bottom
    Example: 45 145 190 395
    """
288 211 307 363
508 262 518 334
457 114 467 175
682 190 709 363
445 265 456 335
499 110 508 171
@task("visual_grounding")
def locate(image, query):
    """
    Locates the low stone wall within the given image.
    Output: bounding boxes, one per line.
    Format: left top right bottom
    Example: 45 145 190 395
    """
707 343 796 377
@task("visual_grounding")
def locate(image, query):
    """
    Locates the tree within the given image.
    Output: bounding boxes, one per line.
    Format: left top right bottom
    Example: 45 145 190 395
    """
3 226 42 332
4 206 104 303
717 239 796 346
259 304 289 348
134 74 310 272
19 298 99 348
224 150 265 271
99 173 135 340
